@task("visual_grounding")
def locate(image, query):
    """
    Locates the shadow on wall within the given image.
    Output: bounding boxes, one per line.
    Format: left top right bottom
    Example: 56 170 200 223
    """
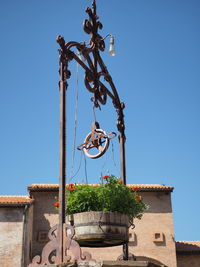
141 192 172 213
135 256 166 266
0 207 24 222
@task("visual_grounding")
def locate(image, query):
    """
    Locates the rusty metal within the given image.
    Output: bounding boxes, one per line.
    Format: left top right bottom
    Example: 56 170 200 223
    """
29 0 129 264
58 50 67 264
29 25 93 267
82 129 109 159
56 0 128 260
77 121 116 159
77 131 117 150
28 224 93 266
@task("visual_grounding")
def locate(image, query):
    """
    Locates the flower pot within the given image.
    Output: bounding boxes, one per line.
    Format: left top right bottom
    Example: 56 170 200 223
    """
71 211 129 247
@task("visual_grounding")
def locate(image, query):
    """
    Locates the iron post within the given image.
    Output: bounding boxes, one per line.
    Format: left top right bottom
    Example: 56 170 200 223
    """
28 0 129 264
57 59 67 263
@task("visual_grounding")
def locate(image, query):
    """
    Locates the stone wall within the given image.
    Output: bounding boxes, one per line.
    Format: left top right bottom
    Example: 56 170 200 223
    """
0 207 24 267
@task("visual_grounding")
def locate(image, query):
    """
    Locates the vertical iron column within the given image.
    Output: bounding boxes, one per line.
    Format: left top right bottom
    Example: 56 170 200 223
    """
120 132 129 260
120 133 126 185
57 60 67 263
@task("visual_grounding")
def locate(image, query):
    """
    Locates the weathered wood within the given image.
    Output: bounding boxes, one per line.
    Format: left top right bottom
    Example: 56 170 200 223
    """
71 211 129 247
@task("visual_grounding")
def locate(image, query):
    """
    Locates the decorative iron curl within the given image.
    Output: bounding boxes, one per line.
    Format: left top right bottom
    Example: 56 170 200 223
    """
28 224 94 267
56 0 126 138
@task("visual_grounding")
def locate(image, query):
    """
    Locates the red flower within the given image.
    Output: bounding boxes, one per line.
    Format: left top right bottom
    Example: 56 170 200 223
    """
119 180 123 184
135 195 142 202
53 201 59 207
66 184 76 191
70 187 75 191
131 186 139 191
103 175 109 179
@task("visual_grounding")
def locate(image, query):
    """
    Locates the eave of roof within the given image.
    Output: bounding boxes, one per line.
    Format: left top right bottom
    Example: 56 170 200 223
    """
0 196 34 207
176 241 200 255
28 184 174 192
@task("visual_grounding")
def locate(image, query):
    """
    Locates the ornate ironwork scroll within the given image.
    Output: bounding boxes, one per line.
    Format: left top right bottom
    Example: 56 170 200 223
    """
56 0 128 260
29 0 128 265
56 0 125 141
28 224 93 266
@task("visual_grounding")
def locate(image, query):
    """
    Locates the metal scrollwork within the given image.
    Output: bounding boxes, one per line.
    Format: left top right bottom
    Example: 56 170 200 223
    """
56 0 125 138
29 1 128 266
28 224 94 267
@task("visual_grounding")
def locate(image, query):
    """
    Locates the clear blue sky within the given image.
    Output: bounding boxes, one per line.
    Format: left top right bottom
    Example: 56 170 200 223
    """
0 0 199 242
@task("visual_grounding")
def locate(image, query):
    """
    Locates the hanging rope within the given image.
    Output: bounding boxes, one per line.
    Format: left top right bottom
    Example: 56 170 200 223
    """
99 148 108 176
69 58 79 182
111 139 119 175
68 151 83 183
83 151 88 184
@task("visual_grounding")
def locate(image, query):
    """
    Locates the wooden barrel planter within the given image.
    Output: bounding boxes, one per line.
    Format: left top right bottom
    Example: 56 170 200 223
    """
71 211 129 247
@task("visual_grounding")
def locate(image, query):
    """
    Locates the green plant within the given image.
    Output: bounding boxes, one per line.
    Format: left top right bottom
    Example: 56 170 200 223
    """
65 175 148 222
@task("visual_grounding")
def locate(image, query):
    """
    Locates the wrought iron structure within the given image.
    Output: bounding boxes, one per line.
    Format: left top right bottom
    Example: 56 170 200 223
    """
28 0 128 265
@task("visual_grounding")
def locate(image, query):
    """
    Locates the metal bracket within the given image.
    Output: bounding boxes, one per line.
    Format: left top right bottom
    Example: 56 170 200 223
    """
28 224 94 266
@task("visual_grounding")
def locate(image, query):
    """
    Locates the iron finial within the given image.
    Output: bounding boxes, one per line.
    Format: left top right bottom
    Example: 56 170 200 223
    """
92 0 96 15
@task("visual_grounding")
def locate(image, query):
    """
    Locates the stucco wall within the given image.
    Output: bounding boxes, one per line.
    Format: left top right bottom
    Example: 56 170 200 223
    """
0 207 24 267
30 190 177 267
31 191 59 257
23 204 33 266
129 192 177 267
86 192 177 267
176 254 200 267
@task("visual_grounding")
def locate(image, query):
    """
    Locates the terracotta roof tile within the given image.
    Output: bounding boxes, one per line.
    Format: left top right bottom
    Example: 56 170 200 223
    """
176 241 200 254
28 184 173 192
0 196 34 206
127 184 173 192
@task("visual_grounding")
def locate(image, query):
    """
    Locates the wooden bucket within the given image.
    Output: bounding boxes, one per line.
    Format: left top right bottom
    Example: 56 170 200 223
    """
71 211 129 247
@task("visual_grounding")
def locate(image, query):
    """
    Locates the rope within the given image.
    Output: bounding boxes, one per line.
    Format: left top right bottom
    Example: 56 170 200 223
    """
99 149 108 176
111 139 119 175
69 59 79 182
83 151 88 184
68 151 83 183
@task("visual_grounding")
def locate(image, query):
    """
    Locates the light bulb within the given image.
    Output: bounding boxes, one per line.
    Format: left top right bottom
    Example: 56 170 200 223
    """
109 36 116 56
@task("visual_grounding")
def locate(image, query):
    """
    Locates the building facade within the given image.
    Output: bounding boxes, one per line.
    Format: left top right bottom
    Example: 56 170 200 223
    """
0 196 33 267
0 184 200 267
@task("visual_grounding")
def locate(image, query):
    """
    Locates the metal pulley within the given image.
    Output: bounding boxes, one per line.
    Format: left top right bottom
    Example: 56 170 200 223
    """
77 121 116 159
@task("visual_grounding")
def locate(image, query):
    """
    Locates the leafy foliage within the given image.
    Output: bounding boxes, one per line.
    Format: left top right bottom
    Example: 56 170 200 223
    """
66 175 148 221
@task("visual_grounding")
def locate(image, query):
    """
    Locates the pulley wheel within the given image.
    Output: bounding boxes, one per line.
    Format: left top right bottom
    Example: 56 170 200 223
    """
83 129 109 159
